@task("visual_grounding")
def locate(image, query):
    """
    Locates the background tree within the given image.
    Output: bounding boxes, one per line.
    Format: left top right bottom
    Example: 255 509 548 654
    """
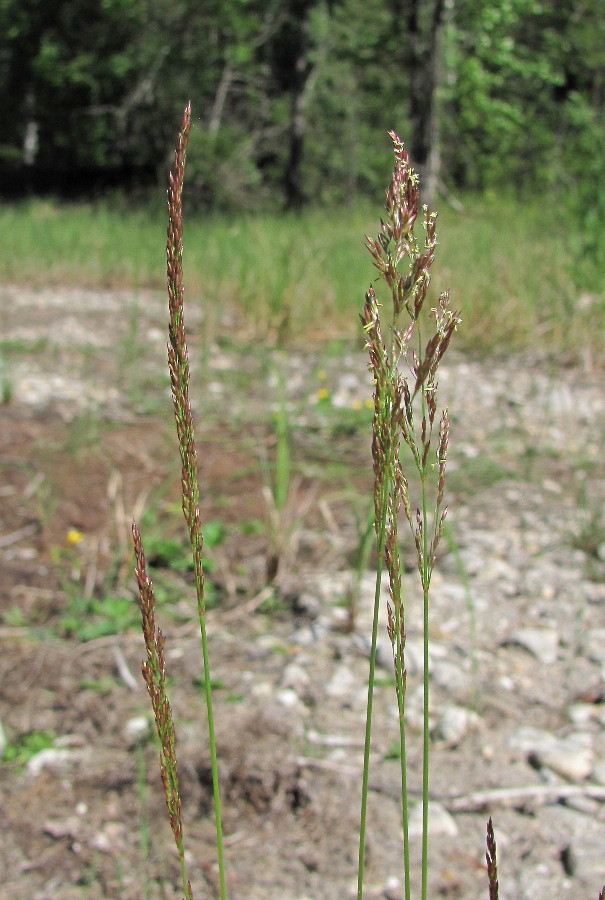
0 0 602 225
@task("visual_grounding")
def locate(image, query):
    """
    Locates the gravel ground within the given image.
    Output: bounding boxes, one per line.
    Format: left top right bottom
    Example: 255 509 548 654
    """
0 285 604 898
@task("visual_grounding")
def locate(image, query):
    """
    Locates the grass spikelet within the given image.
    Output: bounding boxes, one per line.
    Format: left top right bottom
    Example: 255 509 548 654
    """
132 521 192 900
486 817 499 900
358 133 460 900
133 103 226 900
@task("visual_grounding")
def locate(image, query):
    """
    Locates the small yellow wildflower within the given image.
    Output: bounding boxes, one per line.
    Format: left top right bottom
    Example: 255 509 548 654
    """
364 398 373 410
66 529 84 546
316 387 330 401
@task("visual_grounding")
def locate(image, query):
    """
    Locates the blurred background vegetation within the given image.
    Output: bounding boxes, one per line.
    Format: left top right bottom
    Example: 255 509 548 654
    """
2 0 603 208
0 0 604 353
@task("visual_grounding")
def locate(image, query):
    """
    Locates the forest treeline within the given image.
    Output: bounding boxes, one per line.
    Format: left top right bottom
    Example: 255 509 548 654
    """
1 0 603 212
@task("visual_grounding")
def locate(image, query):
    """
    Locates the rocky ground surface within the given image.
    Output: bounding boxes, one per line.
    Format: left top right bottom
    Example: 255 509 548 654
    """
1 285 604 899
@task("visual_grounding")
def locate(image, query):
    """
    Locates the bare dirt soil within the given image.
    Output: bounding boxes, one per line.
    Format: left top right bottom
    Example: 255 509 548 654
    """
1 285 604 899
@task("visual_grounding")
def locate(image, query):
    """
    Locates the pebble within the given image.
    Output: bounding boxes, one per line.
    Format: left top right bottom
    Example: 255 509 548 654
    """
592 759 605 786
434 705 478 746
584 628 605 663
408 801 458 837
276 688 301 709
26 747 84 776
431 659 470 699
281 663 310 693
90 821 129 853
510 727 594 781
567 703 597 727
507 627 559 664
326 664 357 699
122 716 150 747
43 816 82 840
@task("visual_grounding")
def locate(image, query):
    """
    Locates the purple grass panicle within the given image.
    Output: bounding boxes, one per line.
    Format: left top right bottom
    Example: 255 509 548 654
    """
358 133 460 900
486 817 499 900
132 104 226 900
132 521 192 900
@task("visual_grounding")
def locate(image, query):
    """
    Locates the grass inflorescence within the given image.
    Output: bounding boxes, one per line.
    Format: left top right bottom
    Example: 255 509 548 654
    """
128 108 605 900
357 133 460 900
132 104 225 900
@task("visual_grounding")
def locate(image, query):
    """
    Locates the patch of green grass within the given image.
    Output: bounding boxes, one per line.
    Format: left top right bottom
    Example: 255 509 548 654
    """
0 337 49 354
79 676 116 694
237 518 265 536
1 606 28 627
383 741 403 761
1 196 602 356
61 410 111 456
59 593 140 641
193 676 225 692
2 730 56 767
447 456 513 496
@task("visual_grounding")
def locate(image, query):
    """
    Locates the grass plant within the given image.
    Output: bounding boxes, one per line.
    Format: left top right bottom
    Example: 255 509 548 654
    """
261 355 293 583
126 107 605 900
132 104 225 899
357 133 459 899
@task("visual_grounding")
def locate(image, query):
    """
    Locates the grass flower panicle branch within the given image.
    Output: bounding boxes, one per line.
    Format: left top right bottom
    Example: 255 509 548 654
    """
133 104 226 900
166 104 205 609
486 818 499 900
358 133 460 900
132 521 192 900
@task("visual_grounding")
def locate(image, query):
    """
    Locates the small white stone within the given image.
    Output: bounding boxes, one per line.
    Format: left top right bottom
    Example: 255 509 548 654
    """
431 659 470 697
408 801 458 837
537 738 594 782
567 704 596 727
591 759 605 786
508 627 559 664
26 747 80 776
123 716 150 746
276 688 300 709
585 628 605 663
251 681 272 698
281 663 310 693
435 705 478 746
326 665 357 698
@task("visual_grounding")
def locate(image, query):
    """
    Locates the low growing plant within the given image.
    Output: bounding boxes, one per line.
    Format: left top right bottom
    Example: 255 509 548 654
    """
132 106 604 899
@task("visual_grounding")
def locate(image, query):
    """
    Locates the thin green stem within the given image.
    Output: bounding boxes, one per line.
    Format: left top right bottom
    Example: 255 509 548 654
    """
198 616 227 900
357 480 388 900
420 378 431 900
387 315 410 899
393 600 411 900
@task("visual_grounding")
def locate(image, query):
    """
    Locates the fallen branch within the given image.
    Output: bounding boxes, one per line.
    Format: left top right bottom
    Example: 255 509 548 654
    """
441 782 605 813
295 755 605 811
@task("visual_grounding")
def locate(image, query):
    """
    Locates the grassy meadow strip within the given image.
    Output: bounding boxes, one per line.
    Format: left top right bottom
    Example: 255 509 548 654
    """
0 196 602 357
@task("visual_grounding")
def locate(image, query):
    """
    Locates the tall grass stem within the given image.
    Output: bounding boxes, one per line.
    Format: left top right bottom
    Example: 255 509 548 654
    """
165 103 226 899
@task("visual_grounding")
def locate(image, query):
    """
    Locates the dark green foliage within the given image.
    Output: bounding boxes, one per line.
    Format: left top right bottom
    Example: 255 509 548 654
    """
1 0 602 241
